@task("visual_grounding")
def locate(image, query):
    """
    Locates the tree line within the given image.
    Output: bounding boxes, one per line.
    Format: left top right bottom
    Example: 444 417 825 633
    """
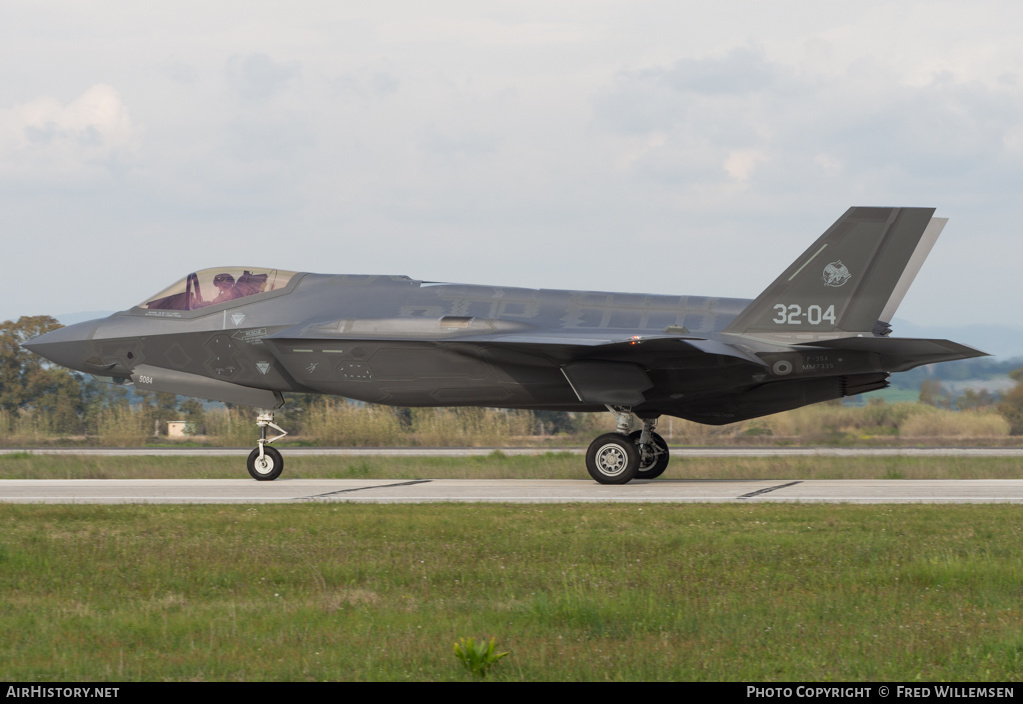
1 316 208 436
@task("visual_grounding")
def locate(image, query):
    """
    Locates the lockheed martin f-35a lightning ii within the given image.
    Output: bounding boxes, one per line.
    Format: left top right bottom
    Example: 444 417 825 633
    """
24 207 985 484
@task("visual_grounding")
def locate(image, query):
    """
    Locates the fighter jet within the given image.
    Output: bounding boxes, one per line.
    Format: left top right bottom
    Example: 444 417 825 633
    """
24 207 984 484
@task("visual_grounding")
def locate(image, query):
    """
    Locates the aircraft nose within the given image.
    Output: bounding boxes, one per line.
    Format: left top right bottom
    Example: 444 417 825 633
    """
21 319 101 373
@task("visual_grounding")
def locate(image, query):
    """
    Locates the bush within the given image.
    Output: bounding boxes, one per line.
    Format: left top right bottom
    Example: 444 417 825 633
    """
203 407 255 447
96 405 150 447
302 400 403 446
409 407 533 447
900 407 1009 438
0 409 56 446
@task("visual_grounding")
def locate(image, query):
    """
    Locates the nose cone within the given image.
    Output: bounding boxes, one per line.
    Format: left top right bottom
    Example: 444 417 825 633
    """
21 319 102 373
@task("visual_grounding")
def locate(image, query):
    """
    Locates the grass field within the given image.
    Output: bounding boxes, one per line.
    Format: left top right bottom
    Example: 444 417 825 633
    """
2 503 1023 681
3 455 1023 681
2 450 1023 480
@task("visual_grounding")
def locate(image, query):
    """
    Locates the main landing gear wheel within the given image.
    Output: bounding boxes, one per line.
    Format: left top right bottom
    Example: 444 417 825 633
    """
586 433 640 485
247 446 283 481
628 430 670 480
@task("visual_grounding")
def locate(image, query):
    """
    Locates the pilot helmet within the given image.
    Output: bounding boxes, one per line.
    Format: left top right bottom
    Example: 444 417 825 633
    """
213 273 236 287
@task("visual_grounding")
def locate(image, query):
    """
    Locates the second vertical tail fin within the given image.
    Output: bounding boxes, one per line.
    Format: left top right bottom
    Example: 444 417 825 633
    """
723 207 943 340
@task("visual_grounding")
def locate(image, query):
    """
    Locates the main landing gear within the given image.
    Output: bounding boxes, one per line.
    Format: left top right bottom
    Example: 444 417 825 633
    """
247 411 288 481
585 407 670 485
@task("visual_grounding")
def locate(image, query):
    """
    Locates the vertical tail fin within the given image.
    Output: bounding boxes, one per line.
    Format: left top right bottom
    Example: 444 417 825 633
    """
723 207 941 340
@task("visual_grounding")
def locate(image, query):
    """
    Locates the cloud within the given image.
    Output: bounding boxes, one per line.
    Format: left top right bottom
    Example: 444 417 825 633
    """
593 46 1023 200
160 60 198 85
418 124 498 156
222 117 316 163
723 149 767 182
328 64 400 100
592 48 782 141
379 17 592 46
0 84 139 182
226 53 301 104
643 47 778 96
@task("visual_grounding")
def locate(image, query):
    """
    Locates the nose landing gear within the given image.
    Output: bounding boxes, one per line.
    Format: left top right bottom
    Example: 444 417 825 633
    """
247 411 288 481
585 407 671 484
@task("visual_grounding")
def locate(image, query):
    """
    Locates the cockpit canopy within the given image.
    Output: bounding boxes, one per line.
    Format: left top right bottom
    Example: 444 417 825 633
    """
140 267 298 311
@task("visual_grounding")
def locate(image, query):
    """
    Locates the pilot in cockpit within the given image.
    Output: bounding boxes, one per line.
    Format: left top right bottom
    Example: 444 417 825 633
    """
209 273 242 305
190 273 243 309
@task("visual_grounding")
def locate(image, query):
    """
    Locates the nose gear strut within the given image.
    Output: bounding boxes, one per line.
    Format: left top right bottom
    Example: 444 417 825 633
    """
247 411 288 481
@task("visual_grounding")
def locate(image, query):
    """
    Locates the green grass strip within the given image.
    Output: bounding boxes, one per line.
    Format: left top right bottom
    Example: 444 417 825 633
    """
2 503 1023 681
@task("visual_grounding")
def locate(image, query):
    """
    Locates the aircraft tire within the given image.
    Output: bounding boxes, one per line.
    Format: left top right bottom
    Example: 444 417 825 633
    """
586 433 639 484
628 430 670 479
247 446 284 481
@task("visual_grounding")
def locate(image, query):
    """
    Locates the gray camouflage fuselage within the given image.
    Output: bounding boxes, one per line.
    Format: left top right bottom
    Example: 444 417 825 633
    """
26 207 986 428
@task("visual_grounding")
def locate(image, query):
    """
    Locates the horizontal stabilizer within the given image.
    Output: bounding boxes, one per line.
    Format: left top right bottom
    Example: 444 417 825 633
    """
796 337 988 372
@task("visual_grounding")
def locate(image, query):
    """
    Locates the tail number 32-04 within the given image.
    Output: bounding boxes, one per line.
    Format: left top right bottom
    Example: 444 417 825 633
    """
773 304 836 325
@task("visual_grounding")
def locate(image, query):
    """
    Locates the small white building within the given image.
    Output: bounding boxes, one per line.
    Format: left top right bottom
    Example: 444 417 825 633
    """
166 421 195 438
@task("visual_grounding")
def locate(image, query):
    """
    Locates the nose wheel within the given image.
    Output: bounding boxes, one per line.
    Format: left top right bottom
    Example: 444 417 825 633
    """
247 445 283 481
247 411 288 481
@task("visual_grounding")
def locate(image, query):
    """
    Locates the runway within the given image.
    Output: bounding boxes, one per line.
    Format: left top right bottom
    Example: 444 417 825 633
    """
4 447 1022 504
4 478 1023 504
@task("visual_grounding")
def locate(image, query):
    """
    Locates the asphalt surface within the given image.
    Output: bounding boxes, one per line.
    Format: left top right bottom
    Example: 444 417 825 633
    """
3 447 1021 504
3 478 1023 504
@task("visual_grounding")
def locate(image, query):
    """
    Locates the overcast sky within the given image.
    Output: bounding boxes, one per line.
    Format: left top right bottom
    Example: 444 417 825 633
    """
2 1 1021 333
